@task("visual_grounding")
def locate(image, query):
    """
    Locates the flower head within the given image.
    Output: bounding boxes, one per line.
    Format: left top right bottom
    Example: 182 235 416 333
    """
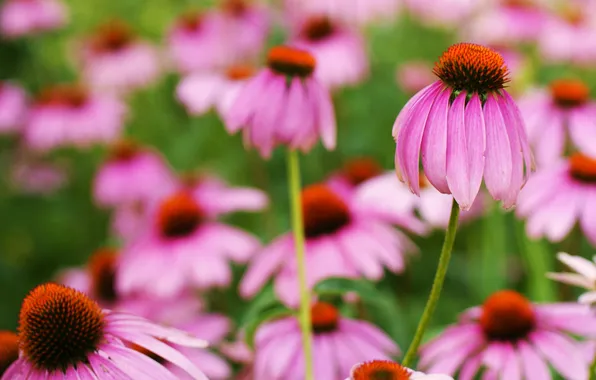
348 359 454 379
284 0 400 26
548 252 596 306
0 0 67 38
393 43 532 210
226 45 336 158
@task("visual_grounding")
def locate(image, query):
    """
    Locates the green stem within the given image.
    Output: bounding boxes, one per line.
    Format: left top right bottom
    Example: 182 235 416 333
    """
286 149 314 380
590 355 596 380
402 199 460 367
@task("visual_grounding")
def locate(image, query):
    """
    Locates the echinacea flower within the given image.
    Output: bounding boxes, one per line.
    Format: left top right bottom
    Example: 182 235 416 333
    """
547 252 596 306
2 283 208 379
403 0 476 27
23 84 127 151
347 360 454 380
0 0 66 38
80 20 160 93
0 82 27 133
291 16 368 89
284 0 399 26
517 153 596 245
518 79 596 164
393 43 533 210
240 182 420 306
226 45 336 158
254 302 399 379
396 61 435 94
118 188 262 298
176 64 254 119
0 331 19 376
327 157 384 197
420 290 596 379
93 140 176 208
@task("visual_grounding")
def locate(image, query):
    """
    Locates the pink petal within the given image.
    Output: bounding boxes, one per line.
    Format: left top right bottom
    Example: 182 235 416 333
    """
531 330 588 380
483 93 512 201
421 87 451 193
240 236 290 298
569 106 596 159
518 341 551 380
312 79 337 150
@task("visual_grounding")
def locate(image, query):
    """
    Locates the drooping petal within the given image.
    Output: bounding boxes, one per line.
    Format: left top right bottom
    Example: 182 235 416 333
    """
312 79 337 150
421 87 451 193
483 93 512 201
501 91 534 178
517 341 551 380
569 105 596 159
392 81 441 138
445 92 471 208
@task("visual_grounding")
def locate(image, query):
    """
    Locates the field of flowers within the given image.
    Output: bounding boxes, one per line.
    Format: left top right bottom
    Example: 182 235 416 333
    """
1 0 596 379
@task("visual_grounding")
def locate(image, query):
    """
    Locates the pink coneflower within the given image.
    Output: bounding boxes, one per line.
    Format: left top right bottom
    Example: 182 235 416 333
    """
284 0 399 26
0 0 67 38
2 283 208 379
403 0 476 27
24 84 127 151
80 20 160 93
177 64 255 118
93 140 176 208
347 360 454 379
0 82 26 133
111 201 147 241
396 61 435 95
291 16 368 89
420 290 596 379
240 182 419 306
118 189 262 298
226 45 336 158
518 79 596 164
327 157 384 197
0 331 19 376
393 43 533 210
254 302 399 379
517 153 596 245
547 252 596 306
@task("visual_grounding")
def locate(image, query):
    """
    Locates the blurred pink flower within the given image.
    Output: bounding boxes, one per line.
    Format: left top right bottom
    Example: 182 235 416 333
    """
118 187 264 298
347 360 454 379
240 182 420 307
226 45 336 158
93 140 176 208
420 290 596 379
253 302 399 379
24 84 127 151
393 43 533 210
326 157 384 197
111 201 147 241
0 82 26 133
284 0 399 26
3 283 209 380
395 61 435 94
0 0 67 38
177 64 254 118
10 155 67 195
518 80 596 165
404 0 476 27
517 153 596 245
80 20 161 93
291 16 368 89
547 252 596 306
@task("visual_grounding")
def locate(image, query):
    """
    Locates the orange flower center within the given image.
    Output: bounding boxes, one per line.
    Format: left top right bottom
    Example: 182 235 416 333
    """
311 302 339 333
108 139 140 162
569 153 596 183
222 0 248 16
88 249 118 303
433 43 509 94
37 84 88 108
302 184 351 238
19 283 105 372
178 10 203 31
0 331 19 375
91 20 134 53
479 290 536 342
267 46 316 78
351 360 411 380
342 158 383 186
300 16 336 42
550 79 589 108
157 192 204 239
225 64 255 81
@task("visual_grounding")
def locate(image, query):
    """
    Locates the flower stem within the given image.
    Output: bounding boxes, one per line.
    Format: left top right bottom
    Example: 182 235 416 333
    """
402 199 460 367
286 149 314 380
590 355 596 380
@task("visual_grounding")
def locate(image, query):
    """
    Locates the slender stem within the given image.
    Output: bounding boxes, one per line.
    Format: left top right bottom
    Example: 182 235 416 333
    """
286 149 314 380
402 199 460 367
590 356 596 380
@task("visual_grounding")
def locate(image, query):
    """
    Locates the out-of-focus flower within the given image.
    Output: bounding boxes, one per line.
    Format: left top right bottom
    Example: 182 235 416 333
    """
111 201 148 241
177 64 255 118
517 153 596 245
519 80 596 165
285 0 399 26
291 16 368 89
548 252 596 306
420 290 596 379
24 84 127 151
0 82 26 134
94 140 176 208
80 20 161 93
0 0 67 38
396 61 435 94
254 302 399 379
404 0 476 27
2 283 208 379
240 182 420 306
226 45 336 158
347 360 454 380
10 155 68 195
118 185 264 298
393 43 533 210
327 157 384 197
0 331 18 376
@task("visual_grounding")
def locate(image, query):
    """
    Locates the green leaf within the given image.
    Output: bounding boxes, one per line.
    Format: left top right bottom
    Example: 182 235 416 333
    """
314 277 383 300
